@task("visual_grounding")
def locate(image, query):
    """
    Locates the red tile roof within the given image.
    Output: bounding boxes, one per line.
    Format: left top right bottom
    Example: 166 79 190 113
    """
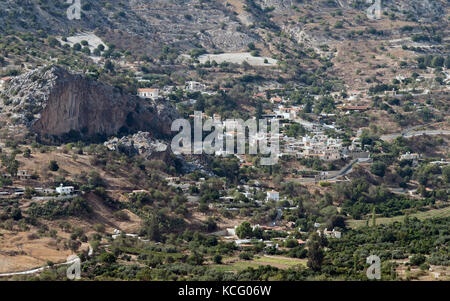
337 105 369 111
271 97 283 102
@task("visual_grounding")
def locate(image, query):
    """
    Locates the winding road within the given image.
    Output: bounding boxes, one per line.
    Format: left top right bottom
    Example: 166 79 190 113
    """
288 157 371 184
0 243 94 278
0 230 150 278
0 256 80 277
380 125 450 142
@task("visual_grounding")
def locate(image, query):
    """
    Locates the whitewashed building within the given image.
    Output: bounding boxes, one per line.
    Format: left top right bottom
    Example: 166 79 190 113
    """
137 88 160 99
185 81 206 92
266 190 280 201
400 152 420 161
56 184 75 195
321 228 342 239
301 134 344 161
274 106 302 120
0 77 12 89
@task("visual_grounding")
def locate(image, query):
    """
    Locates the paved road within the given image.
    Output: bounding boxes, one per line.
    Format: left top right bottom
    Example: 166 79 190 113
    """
31 195 78 201
388 187 419 198
0 244 93 278
0 256 80 277
380 126 450 141
111 232 150 243
327 160 357 181
270 209 283 226
287 157 371 184
327 157 372 181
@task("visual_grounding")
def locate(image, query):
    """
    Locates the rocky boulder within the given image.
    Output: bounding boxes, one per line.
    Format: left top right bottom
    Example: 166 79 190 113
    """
104 131 171 161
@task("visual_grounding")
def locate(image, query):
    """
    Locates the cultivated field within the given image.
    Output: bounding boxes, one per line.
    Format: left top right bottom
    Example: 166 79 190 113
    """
348 206 450 229
211 255 307 272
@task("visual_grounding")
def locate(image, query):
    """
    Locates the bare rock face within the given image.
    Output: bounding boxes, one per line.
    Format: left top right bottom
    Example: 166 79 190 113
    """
0 66 179 141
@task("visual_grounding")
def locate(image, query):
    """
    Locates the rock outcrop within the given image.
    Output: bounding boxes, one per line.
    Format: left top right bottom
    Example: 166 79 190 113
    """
104 131 170 160
104 132 216 175
0 66 179 141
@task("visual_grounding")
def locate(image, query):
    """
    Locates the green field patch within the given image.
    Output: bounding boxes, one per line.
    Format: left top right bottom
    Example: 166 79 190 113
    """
211 255 306 273
348 206 450 229
253 255 307 267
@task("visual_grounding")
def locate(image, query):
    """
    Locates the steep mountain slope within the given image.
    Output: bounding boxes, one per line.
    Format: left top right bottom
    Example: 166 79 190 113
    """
0 0 447 58
0 0 259 56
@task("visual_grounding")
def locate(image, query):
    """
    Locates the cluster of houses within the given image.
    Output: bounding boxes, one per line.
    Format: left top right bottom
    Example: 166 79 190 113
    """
135 82 371 167
166 171 284 207
273 105 303 120
216 184 296 210
221 224 290 249
303 135 344 161
0 183 76 198
1 165 78 197
181 107 354 165
164 176 215 194
399 152 421 166
137 80 216 101
317 228 342 239
258 100 353 162
278 133 348 162
137 80 429 177
217 222 341 251
2 169 32 180
284 134 345 161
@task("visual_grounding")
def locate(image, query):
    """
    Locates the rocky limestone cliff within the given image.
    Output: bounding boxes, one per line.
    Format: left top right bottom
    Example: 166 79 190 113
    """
0 66 179 141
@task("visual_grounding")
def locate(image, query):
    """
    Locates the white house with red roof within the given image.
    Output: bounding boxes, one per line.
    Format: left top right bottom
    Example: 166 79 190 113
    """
0 77 12 89
137 88 160 99
266 190 279 201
